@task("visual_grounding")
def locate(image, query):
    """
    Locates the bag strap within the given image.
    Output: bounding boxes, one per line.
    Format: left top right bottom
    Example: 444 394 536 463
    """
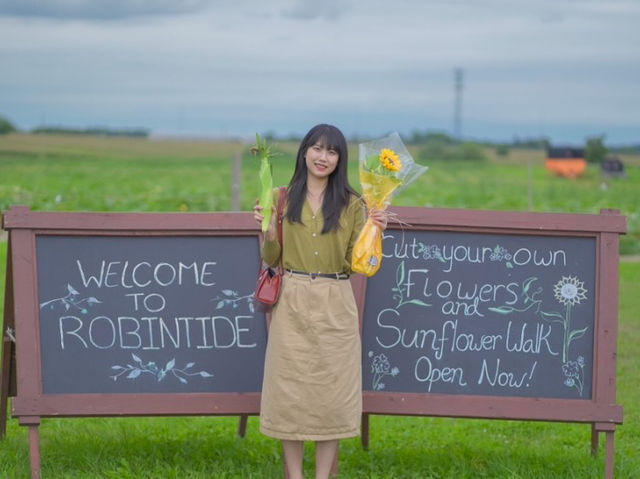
276 186 286 270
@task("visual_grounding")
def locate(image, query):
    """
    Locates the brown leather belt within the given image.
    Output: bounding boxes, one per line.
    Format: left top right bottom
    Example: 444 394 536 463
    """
286 269 350 280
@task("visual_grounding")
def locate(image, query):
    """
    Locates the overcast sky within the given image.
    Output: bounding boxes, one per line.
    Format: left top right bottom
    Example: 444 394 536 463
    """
1 0 638 144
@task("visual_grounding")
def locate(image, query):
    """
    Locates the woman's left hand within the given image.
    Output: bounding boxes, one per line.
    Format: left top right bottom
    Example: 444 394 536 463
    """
369 208 388 230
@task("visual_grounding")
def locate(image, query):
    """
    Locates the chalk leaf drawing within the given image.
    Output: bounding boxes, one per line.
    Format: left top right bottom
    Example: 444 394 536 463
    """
391 261 431 309
489 275 589 396
213 289 256 313
368 351 399 391
40 283 101 314
488 277 542 315
111 353 213 384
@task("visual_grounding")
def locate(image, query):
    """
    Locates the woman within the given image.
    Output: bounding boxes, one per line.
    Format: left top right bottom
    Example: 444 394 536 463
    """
253 124 387 479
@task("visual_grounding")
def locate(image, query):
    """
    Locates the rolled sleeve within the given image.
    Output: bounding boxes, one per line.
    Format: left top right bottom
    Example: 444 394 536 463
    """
261 236 281 267
346 197 366 273
261 187 284 266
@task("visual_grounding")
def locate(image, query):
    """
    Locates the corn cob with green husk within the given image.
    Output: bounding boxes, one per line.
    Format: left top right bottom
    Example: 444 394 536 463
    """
251 133 276 232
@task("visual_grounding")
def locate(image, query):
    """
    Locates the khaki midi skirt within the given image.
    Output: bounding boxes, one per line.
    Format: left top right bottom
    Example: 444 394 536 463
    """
260 272 362 441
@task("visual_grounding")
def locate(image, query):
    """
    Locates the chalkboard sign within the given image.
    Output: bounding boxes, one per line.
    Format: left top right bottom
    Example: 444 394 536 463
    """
0 206 625 479
36 236 267 394
362 230 596 399
1 208 275 478
356 207 624 478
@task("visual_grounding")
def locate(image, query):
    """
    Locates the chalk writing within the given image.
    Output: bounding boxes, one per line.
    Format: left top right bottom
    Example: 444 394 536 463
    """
478 359 537 389
36 235 267 394
58 314 259 351
382 233 568 273
414 356 467 392
363 231 595 399
391 261 431 309
76 260 218 289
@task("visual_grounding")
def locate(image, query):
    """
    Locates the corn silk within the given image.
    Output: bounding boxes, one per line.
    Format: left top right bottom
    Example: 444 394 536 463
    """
351 132 428 276
252 133 275 233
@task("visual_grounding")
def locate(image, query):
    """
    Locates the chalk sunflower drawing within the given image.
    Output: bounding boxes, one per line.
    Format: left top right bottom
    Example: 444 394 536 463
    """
110 353 213 384
547 275 589 363
368 351 400 391
554 275 587 307
40 284 101 314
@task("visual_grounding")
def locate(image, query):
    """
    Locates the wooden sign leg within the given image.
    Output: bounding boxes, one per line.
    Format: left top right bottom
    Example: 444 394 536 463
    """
1 236 14 440
19 417 42 479
237 414 248 438
0 336 12 438
604 430 615 479
29 425 41 479
590 423 599 455
593 422 616 479
361 413 370 450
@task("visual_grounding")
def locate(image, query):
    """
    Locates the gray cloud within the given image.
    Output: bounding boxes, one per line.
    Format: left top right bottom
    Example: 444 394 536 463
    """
282 0 349 20
0 0 211 20
0 0 638 143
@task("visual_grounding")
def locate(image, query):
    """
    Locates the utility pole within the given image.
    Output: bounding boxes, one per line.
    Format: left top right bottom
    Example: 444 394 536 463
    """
454 68 463 140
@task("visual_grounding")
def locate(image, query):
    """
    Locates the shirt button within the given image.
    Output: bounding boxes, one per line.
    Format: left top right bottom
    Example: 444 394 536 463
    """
312 233 317 237
312 215 316 219
314 251 319 256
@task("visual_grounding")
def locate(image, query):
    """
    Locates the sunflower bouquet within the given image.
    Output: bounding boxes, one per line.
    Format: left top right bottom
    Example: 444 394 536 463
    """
351 132 427 276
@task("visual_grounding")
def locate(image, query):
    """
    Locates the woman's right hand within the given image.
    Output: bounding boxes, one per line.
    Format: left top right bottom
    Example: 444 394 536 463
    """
253 199 277 239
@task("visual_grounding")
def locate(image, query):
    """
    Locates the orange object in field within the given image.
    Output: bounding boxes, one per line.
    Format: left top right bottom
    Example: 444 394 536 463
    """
546 147 586 179
545 158 587 179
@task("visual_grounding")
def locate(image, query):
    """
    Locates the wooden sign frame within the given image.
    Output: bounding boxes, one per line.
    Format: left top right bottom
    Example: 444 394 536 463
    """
1 205 625 478
358 206 624 479
0 206 273 477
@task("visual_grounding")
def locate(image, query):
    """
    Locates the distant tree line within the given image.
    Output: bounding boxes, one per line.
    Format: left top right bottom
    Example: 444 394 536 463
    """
0 113 149 138
31 126 149 138
408 131 488 162
269 128 640 163
1 113 638 156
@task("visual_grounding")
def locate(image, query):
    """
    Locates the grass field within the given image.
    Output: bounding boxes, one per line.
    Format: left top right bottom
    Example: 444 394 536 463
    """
0 133 638 478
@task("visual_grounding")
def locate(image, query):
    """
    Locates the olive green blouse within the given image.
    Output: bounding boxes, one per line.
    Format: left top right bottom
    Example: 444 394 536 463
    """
261 190 366 275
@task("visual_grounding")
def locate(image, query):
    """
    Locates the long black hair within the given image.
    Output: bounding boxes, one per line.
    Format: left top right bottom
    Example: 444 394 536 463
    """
286 124 359 234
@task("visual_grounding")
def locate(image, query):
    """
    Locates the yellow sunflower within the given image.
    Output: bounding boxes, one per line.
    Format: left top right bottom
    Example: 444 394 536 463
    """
379 148 402 172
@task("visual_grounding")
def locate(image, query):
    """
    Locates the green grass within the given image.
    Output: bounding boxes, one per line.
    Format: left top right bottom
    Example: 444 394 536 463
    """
1 133 638 253
0 134 639 477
